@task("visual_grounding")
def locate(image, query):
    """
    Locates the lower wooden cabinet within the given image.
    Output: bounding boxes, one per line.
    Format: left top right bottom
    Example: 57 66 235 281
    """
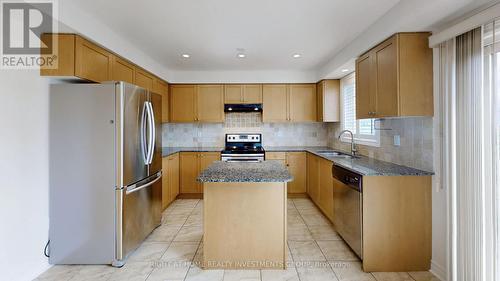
162 153 180 210
306 153 320 203
266 152 306 194
180 152 220 194
318 157 334 221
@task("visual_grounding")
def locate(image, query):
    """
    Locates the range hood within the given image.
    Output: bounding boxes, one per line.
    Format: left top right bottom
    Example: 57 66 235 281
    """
224 104 262 113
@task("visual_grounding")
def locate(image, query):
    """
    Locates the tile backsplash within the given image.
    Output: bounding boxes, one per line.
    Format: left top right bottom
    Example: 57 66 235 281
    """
161 113 433 172
327 117 433 171
162 112 329 147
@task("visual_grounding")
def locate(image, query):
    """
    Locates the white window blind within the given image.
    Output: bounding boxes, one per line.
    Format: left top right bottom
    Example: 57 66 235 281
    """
340 73 380 146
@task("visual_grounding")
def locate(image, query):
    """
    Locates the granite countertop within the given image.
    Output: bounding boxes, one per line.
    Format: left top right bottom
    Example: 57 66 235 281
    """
162 147 223 157
267 146 433 176
197 160 293 183
162 146 433 176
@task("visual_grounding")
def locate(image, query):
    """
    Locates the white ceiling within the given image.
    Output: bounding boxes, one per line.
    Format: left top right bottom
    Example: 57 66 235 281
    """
67 0 496 82
71 0 400 72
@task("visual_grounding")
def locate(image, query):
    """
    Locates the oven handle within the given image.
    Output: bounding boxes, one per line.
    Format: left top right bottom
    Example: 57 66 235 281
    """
221 154 265 157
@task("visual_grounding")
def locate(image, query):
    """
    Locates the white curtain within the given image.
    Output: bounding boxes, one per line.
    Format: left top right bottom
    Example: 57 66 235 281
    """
438 23 500 281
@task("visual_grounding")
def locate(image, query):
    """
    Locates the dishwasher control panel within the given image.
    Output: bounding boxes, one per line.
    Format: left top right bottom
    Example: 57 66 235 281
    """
332 165 362 192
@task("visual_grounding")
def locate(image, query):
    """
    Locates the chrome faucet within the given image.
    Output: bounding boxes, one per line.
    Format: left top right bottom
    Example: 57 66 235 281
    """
338 130 358 156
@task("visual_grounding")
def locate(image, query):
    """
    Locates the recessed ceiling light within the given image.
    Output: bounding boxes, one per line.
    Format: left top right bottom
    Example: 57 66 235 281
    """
237 53 246 58
181 54 190 58
341 69 349 72
292 53 301 58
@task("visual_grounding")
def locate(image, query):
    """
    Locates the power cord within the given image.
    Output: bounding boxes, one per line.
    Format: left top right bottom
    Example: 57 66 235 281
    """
44 240 50 258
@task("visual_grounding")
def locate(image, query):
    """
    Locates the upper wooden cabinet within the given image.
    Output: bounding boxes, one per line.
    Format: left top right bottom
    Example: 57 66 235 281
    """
154 79 169 123
263 84 317 122
170 85 197 122
74 36 113 82
40 33 169 99
289 84 317 122
169 84 224 123
111 56 134 84
197 85 225 122
355 33 433 119
134 67 155 91
317 80 340 122
224 84 263 104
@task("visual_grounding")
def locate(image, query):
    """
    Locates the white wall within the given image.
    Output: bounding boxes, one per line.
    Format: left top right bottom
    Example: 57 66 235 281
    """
0 70 50 281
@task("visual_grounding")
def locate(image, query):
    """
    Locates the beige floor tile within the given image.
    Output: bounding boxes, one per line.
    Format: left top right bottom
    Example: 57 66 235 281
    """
301 213 332 227
330 261 375 281
170 207 195 216
288 241 326 261
173 199 200 208
295 265 338 281
174 226 204 242
223 270 261 281
261 268 299 281
146 262 191 281
185 265 224 281
292 198 316 210
69 265 116 281
287 207 299 216
193 243 204 265
128 242 170 262
408 271 441 281
297 207 323 216
308 225 341 241
287 214 306 227
287 224 313 241
316 240 359 261
184 214 203 227
163 214 189 226
35 265 82 281
146 225 182 242
107 262 154 281
371 272 413 281
161 241 200 262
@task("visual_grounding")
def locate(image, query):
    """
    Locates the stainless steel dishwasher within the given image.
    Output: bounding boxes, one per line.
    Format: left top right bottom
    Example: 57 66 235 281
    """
332 164 363 259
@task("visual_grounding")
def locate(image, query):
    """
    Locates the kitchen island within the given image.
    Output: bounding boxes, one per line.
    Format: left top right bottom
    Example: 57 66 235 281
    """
197 161 293 269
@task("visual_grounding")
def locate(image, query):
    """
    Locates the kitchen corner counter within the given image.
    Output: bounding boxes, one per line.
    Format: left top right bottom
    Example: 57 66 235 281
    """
162 147 223 157
266 146 434 176
197 160 293 183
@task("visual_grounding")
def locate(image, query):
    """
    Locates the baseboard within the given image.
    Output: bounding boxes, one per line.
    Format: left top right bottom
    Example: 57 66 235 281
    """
287 193 309 198
177 193 203 199
430 259 447 281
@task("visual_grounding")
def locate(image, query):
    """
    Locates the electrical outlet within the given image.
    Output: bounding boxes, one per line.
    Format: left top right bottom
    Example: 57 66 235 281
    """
393 135 401 146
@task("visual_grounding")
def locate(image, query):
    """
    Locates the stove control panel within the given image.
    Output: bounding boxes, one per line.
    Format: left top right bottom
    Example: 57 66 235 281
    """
226 134 261 143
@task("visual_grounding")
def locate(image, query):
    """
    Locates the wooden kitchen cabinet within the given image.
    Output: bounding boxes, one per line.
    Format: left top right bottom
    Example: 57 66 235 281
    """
286 152 307 194
266 152 306 194
111 56 134 84
263 84 317 123
179 152 220 194
170 85 197 122
75 36 113 82
318 158 334 221
355 32 433 119
153 79 169 123
306 153 320 204
162 153 179 210
134 67 155 91
262 85 288 122
224 84 262 104
197 85 224 122
170 85 224 123
289 84 317 122
317 80 340 122
180 152 201 193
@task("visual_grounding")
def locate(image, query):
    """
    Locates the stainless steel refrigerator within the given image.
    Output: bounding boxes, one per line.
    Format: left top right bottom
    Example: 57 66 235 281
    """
49 82 162 266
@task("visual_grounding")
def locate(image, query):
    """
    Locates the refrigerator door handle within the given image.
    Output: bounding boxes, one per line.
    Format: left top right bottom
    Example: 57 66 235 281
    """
146 101 156 165
125 171 162 194
141 102 149 164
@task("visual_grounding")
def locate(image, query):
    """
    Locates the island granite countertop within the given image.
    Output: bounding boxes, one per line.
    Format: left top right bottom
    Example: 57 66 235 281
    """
163 146 433 177
197 160 293 183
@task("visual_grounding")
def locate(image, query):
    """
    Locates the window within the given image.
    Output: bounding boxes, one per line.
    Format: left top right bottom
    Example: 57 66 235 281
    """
340 72 380 146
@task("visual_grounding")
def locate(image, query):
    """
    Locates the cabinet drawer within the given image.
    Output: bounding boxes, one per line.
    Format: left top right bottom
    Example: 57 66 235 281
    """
266 152 286 160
